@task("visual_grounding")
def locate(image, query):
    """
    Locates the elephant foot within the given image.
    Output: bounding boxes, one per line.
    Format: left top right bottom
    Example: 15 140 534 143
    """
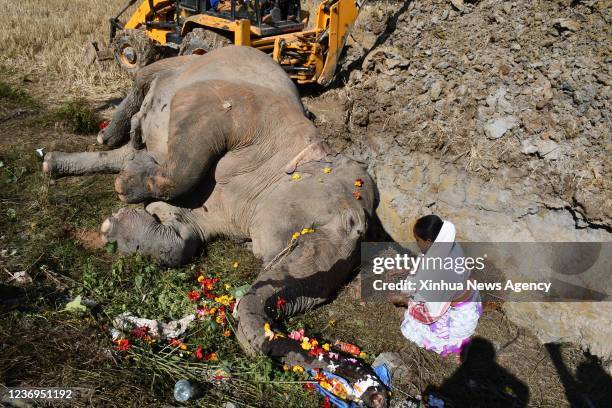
114 154 165 203
101 207 201 266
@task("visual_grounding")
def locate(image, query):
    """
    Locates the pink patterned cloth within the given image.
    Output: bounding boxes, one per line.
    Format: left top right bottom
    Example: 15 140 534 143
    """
401 291 482 356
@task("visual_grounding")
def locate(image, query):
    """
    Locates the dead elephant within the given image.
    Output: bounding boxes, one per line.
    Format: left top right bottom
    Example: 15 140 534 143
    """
43 46 388 407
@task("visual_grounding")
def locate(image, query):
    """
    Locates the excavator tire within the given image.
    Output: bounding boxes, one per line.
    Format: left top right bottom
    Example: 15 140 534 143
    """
178 28 232 56
112 29 158 74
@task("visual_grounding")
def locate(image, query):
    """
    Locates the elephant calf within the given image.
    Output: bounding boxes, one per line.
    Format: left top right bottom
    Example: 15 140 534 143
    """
43 46 388 407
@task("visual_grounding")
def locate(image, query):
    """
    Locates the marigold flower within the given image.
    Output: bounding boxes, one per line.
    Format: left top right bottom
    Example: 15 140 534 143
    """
131 326 150 339
195 346 204 360
180 344 188 350
264 323 275 340
352 191 361 200
354 178 364 187
187 290 200 301
115 338 130 351
292 365 304 373
224 330 231 338
215 295 233 306
292 173 301 180
323 167 332 174
322 343 331 351
197 275 205 283
303 382 316 391
301 340 312 350
310 339 319 347
276 296 286 310
215 315 225 324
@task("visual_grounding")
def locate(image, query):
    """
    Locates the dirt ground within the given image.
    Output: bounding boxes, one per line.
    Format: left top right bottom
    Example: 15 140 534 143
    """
1 1 611 407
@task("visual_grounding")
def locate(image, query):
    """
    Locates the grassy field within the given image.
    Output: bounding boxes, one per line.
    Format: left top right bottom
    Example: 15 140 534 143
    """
1 1 611 407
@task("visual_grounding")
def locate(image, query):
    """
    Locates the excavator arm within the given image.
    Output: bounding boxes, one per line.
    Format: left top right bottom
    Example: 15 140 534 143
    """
315 0 366 85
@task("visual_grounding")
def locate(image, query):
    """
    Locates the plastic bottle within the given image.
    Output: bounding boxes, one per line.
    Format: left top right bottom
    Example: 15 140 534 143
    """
174 379 198 402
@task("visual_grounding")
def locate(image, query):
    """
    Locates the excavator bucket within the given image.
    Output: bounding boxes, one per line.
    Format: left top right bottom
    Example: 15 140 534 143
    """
84 41 114 66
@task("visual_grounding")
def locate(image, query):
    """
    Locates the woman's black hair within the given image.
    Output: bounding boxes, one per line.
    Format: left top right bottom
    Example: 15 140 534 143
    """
414 214 443 242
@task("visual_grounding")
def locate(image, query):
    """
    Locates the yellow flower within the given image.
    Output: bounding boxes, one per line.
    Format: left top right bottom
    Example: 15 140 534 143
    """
197 275 205 283
214 295 233 306
180 344 188 350
233 261 239 268
291 173 301 180
323 167 332 174
291 231 301 240
225 283 232 290
292 365 304 373
322 343 331 351
216 315 224 324
359 351 367 358
283 364 289 371
301 228 315 235
320 380 332 391
301 340 312 350
264 323 275 340
310 339 319 347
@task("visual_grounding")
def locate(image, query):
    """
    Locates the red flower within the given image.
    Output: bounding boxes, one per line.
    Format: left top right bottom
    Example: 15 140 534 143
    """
195 346 204 360
187 290 200 301
303 382 316 392
98 120 109 130
321 396 332 408
352 191 362 200
131 326 150 339
205 352 218 361
229 301 236 311
115 338 130 351
276 296 286 310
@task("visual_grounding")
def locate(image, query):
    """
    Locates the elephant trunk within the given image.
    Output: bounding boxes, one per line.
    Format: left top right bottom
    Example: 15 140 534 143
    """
234 225 390 408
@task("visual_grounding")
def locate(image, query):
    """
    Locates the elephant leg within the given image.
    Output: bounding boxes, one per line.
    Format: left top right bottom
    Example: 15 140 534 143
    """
99 56 188 147
114 85 231 203
100 202 203 266
98 86 144 148
42 144 135 178
234 217 389 407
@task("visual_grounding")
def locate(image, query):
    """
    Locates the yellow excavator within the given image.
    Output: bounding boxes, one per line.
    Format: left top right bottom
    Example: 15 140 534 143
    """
106 0 366 85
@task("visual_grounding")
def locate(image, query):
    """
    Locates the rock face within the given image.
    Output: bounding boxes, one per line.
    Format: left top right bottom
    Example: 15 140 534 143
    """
307 0 611 357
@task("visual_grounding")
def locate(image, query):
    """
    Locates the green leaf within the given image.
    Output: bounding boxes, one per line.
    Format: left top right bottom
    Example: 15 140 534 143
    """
63 295 87 313
228 284 250 299
104 241 118 254
134 274 144 289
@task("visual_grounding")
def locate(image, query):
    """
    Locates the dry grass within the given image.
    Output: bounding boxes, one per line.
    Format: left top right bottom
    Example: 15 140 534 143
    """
0 0 132 101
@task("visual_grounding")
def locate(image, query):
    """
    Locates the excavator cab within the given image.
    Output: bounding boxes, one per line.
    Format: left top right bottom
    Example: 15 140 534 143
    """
108 0 365 85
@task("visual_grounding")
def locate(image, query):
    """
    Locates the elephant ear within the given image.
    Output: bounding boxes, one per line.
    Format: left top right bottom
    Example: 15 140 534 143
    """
284 141 335 174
